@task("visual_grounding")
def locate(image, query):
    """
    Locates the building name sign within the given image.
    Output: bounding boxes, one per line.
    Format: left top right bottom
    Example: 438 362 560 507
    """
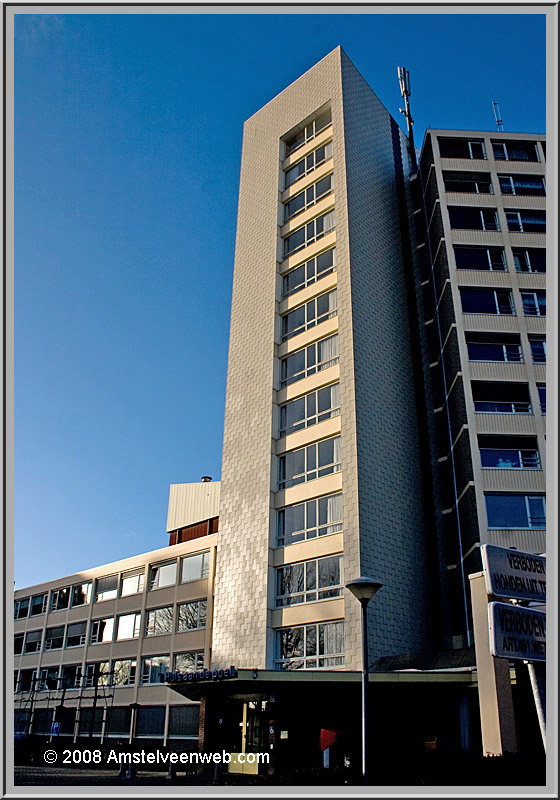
488 602 546 662
481 544 546 603
166 666 238 684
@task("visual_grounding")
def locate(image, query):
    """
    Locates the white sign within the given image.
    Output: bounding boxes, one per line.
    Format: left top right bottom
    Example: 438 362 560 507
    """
481 544 545 603
488 601 546 662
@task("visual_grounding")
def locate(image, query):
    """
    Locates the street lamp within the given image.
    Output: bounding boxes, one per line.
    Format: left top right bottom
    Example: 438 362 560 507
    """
346 577 383 785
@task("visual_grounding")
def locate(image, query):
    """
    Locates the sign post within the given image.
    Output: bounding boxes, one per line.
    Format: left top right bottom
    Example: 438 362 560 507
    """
472 545 546 756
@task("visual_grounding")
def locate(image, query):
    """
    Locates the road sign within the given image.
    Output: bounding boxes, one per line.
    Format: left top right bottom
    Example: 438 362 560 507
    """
481 544 545 603
50 721 61 737
488 601 546 662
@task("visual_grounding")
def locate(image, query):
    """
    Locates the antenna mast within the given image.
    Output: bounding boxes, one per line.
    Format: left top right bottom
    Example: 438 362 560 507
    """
492 101 504 131
398 67 417 171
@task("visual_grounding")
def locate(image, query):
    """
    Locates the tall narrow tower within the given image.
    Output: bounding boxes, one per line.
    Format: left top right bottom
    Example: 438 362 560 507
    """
212 48 434 671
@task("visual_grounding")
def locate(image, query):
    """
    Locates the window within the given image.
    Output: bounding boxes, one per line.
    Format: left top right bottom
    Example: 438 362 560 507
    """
498 174 545 196
276 621 344 670
30 594 48 616
279 383 340 438
38 667 59 691
14 634 24 655
283 209 335 258
116 613 141 641
537 384 546 414
17 670 37 693
448 207 499 231
120 570 145 597
136 706 166 737
65 621 87 648
90 617 115 644
180 552 210 583
472 381 532 414
14 598 29 619
479 435 540 470
105 707 132 736
506 210 545 233
277 493 343 546
177 600 207 631
44 626 65 651
23 631 42 654
32 709 54 734
141 655 171 684
168 706 200 737
520 291 546 317
84 662 110 688
285 110 331 156
94 575 118 602
111 659 137 687
465 332 522 363
50 587 71 612
276 555 342 607
438 138 486 159
284 174 333 221
453 246 506 271
512 248 545 273
283 248 336 298
281 289 337 341
145 606 174 636
442 171 492 193
174 651 205 672
14 709 31 734
492 140 539 162
279 436 341 490
78 708 104 736
61 665 82 690
285 140 333 188
528 335 546 364
149 559 177 590
460 288 514 315
71 582 92 607
280 334 339 387
485 494 545 529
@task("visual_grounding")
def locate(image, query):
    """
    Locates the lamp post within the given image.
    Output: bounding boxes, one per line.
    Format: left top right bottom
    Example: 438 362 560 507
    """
346 577 383 785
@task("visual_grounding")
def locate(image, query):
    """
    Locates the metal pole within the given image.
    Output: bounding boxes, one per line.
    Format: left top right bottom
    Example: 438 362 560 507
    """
360 598 370 785
527 662 546 752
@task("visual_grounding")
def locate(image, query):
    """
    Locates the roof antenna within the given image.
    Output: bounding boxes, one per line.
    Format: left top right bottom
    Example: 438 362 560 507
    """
398 67 417 172
492 101 504 131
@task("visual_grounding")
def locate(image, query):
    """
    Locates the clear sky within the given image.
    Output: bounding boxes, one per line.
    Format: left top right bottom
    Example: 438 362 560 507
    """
14 9 546 589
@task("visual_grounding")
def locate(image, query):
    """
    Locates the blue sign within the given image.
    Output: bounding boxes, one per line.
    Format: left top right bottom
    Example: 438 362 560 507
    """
50 721 61 737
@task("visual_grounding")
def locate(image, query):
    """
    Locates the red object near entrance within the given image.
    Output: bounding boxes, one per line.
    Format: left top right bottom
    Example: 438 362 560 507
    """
320 728 339 751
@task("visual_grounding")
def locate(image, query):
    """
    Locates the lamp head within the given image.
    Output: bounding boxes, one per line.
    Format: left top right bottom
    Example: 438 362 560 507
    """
346 577 383 604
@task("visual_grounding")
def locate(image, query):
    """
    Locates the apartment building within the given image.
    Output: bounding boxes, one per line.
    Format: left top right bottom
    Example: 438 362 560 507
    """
414 131 547 648
14 49 546 774
13 480 219 750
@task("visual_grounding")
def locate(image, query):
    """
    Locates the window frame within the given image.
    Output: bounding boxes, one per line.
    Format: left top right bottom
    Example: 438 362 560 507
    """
144 605 174 637
281 288 338 342
277 492 343 546
148 559 178 591
94 574 119 603
275 620 345 670
284 173 333 222
180 552 210 584
65 621 88 648
280 333 339 388
275 554 343 607
140 655 171 685
283 209 335 258
279 382 340 438
90 616 115 645
176 600 207 632
485 493 546 529
115 612 142 641
284 110 332 157
44 625 65 651
120 570 145 597
284 140 333 189
278 435 342 490
520 291 546 317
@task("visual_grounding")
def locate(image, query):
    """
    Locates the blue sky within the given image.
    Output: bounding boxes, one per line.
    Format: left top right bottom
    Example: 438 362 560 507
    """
14 11 546 588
